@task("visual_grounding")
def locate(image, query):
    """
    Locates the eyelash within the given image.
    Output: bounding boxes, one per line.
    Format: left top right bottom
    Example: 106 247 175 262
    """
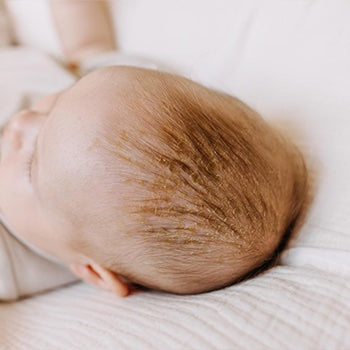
26 152 34 181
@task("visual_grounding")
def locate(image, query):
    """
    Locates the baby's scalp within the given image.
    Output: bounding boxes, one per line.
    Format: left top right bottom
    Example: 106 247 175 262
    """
71 66 308 295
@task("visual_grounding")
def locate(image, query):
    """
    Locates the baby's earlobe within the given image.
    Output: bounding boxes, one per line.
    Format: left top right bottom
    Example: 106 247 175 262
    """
68 262 104 288
68 261 130 297
91 263 131 298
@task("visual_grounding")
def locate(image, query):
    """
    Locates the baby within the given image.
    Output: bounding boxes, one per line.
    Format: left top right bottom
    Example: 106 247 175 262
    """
0 1 308 299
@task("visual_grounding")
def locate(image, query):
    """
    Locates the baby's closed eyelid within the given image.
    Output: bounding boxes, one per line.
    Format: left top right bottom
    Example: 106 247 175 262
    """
30 129 41 194
27 137 37 182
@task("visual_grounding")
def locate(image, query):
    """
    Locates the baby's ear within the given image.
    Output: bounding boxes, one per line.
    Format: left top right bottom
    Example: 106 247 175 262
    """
69 261 130 297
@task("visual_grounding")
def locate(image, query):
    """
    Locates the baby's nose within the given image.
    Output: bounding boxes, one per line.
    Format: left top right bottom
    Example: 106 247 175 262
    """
8 109 38 131
2 109 38 149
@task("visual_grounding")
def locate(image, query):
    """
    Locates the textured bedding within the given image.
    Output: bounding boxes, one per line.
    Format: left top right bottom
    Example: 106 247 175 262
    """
1 266 349 350
1 0 350 349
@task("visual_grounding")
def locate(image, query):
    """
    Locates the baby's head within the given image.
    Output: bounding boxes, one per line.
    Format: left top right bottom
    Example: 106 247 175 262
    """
0 66 307 296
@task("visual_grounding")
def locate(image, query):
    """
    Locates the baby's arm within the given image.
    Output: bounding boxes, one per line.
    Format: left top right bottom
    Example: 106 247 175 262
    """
50 0 116 72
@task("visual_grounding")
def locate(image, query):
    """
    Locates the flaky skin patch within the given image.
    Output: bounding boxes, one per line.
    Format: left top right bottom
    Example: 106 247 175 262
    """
91 68 308 294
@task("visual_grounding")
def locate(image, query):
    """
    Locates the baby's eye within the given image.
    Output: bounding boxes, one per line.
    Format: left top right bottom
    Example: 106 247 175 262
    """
26 134 39 182
26 152 34 181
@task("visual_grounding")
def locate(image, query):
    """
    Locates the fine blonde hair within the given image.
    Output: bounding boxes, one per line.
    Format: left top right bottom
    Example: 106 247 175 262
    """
85 67 308 295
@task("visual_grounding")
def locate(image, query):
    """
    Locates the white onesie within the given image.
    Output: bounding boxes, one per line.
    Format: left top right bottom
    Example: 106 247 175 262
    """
0 47 159 301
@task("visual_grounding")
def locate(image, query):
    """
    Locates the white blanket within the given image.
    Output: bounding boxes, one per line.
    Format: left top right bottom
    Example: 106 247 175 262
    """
1 0 350 349
1 266 349 350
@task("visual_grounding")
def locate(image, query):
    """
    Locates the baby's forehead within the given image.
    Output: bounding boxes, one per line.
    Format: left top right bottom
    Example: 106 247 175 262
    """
72 66 146 94
49 78 125 142
41 70 142 222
